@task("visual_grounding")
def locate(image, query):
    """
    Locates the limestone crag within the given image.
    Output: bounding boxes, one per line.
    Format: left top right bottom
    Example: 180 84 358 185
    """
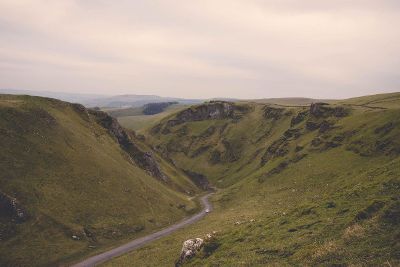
165 101 250 128
89 109 169 182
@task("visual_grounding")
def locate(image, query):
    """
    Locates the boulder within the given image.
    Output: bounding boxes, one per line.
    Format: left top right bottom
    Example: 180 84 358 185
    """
175 238 204 266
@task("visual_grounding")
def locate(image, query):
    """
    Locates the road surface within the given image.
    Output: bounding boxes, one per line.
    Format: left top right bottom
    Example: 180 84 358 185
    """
71 193 213 267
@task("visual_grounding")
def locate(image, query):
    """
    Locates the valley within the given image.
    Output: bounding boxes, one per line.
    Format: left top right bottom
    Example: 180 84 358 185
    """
0 92 399 266
2 2 399 266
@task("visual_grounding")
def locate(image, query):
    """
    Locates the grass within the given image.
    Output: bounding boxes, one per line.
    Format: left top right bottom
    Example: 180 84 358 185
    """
105 92 400 266
0 95 199 266
108 104 188 133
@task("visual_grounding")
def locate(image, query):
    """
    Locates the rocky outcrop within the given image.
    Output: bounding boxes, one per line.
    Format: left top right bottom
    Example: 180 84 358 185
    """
165 101 250 128
283 128 302 139
89 109 169 182
0 192 28 223
263 106 285 121
291 110 308 126
175 238 204 266
261 137 290 165
175 232 219 266
310 103 349 118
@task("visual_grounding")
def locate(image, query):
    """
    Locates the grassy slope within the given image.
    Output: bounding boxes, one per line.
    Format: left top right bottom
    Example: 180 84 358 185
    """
248 97 333 106
115 105 188 132
0 95 199 266
106 92 400 266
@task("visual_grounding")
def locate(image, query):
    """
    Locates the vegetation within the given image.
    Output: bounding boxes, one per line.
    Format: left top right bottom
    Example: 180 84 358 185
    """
105 93 400 266
110 104 188 132
1 92 399 266
0 95 199 266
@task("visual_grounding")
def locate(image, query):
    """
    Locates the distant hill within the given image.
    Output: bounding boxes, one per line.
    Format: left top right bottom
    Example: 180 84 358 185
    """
0 94 200 266
106 101 179 118
0 88 107 104
84 94 202 108
0 89 203 108
248 97 334 106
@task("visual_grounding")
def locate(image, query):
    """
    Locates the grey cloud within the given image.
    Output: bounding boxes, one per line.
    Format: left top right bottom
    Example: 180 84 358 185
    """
0 0 399 99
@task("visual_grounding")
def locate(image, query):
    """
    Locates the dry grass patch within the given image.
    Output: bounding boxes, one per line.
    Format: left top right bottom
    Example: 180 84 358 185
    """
343 223 365 240
312 240 340 260
0 99 23 107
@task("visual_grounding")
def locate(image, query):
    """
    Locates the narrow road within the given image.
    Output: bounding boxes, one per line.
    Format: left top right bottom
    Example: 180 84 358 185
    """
71 193 213 267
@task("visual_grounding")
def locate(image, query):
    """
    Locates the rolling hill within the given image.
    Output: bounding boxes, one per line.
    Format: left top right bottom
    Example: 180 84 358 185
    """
0 95 200 266
106 92 400 266
0 89 203 109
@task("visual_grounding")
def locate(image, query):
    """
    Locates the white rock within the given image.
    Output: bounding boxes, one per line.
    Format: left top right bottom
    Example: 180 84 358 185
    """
180 238 204 260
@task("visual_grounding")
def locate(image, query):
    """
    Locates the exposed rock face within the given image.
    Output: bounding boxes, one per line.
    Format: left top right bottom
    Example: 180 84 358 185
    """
175 238 204 266
89 109 169 182
319 120 334 133
0 192 28 223
263 106 285 121
291 110 308 126
71 103 91 121
283 128 302 139
261 137 289 165
165 101 250 128
310 103 349 118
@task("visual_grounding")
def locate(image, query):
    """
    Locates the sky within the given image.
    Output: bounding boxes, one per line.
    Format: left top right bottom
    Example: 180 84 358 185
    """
0 0 399 99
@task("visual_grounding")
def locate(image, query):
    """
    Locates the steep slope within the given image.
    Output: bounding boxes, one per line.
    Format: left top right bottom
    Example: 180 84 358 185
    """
0 95 199 266
109 93 400 266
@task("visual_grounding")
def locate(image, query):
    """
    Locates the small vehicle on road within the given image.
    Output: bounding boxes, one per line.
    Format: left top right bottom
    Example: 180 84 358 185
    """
205 209 210 213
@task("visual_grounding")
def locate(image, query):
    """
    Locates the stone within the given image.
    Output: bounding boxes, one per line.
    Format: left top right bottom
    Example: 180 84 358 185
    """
175 238 204 266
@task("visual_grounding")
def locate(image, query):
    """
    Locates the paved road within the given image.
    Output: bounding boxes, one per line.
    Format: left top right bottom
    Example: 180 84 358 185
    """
71 194 213 267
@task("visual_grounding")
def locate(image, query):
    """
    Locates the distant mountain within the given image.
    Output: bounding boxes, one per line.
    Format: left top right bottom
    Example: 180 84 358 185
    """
0 89 204 108
83 94 202 108
0 88 107 104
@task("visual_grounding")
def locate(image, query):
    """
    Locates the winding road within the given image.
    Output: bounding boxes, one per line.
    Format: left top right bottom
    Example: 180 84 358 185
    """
71 193 213 267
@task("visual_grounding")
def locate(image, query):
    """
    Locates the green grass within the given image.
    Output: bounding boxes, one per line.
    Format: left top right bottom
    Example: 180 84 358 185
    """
0 95 199 266
105 93 400 266
114 105 188 132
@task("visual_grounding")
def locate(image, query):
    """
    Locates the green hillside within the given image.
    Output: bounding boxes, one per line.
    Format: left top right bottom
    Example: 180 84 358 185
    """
107 93 400 266
105 103 188 132
0 95 199 266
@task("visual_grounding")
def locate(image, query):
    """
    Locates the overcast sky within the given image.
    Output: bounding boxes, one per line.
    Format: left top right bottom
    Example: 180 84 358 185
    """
0 0 399 99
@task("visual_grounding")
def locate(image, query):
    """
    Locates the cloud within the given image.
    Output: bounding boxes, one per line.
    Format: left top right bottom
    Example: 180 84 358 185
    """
0 0 399 98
